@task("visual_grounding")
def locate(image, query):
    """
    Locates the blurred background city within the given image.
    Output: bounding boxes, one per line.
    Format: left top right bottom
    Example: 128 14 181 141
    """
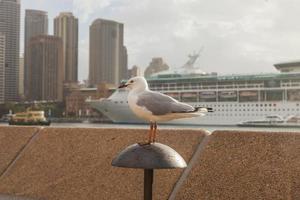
1 0 300 127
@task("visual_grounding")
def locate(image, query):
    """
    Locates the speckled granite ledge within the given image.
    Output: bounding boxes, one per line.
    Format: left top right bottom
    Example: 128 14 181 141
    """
0 127 299 200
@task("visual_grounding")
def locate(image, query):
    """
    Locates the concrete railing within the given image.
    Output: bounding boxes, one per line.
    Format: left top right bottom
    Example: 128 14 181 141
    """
0 127 299 200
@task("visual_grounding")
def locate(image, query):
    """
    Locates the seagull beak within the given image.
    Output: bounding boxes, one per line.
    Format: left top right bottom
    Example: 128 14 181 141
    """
118 83 128 88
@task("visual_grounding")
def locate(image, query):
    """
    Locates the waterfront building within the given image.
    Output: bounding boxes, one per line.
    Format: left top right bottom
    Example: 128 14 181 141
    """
144 57 169 78
54 12 78 83
89 18 127 87
65 83 114 117
27 35 63 102
0 33 4 104
24 9 48 99
128 65 141 78
0 0 20 102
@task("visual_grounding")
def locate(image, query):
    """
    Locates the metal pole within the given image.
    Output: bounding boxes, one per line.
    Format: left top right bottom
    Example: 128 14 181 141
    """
144 169 153 200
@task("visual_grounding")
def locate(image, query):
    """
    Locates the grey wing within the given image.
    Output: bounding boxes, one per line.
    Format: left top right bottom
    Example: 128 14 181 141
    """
136 91 195 115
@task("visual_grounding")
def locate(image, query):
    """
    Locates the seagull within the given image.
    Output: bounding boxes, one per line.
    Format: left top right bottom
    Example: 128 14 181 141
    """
118 76 213 145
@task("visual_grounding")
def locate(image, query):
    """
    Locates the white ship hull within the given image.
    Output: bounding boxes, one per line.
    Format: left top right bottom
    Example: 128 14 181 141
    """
86 57 300 126
87 90 300 126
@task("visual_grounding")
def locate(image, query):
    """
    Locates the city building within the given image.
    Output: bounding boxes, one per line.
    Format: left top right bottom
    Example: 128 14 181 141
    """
0 0 20 102
120 46 128 81
54 12 78 83
65 83 115 117
89 18 127 87
144 57 169 78
19 56 24 99
27 35 64 102
24 9 48 98
128 65 141 78
0 33 5 104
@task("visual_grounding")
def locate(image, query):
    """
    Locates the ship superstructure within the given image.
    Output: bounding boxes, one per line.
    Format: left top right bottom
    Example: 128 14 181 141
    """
87 56 300 126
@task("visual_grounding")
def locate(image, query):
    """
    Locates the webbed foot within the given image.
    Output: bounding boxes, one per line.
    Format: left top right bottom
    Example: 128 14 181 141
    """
138 142 152 146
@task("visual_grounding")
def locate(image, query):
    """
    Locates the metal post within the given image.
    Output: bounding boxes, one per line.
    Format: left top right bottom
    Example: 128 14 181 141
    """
144 169 153 200
112 143 187 200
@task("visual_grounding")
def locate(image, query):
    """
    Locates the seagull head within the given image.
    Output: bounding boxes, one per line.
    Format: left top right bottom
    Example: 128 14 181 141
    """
118 76 148 92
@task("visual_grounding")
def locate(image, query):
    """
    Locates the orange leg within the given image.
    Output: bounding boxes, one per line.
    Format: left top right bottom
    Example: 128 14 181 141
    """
152 122 157 143
139 122 153 146
148 122 154 143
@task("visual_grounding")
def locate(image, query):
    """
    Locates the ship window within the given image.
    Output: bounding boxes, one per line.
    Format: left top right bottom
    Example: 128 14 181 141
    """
269 104 272 106
297 104 299 106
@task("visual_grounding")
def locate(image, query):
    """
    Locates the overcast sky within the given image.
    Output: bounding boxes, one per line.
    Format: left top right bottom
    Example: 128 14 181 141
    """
22 0 300 81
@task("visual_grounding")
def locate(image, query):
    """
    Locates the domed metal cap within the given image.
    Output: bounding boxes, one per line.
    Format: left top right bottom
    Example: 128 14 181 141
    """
112 143 187 169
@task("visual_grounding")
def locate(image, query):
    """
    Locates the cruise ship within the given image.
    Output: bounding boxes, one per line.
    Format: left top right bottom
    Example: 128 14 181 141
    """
87 54 300 126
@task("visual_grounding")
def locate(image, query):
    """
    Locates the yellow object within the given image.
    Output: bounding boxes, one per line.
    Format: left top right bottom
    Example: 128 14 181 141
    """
9 111 50 125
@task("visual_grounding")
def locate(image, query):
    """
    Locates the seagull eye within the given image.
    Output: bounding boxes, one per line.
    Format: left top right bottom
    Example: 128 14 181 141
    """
130 80 134 83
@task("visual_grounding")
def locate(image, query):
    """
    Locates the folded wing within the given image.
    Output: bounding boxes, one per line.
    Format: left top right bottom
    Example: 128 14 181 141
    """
136 91 197 115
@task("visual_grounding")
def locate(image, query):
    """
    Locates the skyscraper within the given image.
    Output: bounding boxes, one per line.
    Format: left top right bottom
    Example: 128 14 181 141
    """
19 56 24 98
0 33 5 104
89 18 127 86
24 9 48 98
27 35 64 102
0 0 20 102
54 12 78 83
120 45 128 81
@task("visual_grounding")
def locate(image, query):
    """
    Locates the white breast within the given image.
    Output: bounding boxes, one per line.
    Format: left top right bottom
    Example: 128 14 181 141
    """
128 93 153 121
